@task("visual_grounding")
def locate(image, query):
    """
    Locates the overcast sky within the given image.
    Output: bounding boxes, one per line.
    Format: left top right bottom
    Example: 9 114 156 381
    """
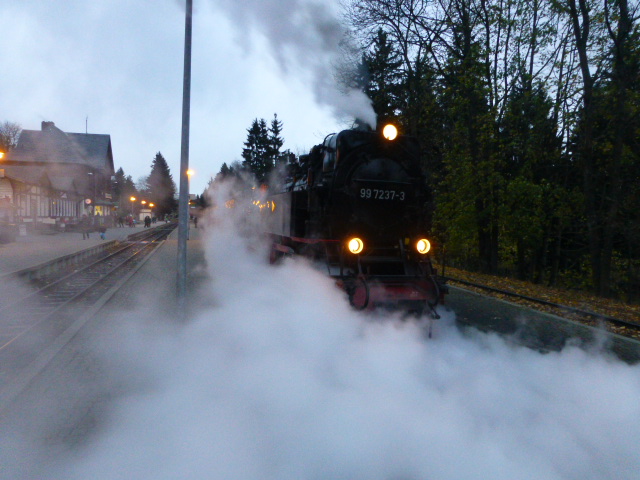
1 0 372 193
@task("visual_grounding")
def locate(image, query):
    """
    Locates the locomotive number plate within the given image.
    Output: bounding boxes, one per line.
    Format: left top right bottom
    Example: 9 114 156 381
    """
359 188 406 201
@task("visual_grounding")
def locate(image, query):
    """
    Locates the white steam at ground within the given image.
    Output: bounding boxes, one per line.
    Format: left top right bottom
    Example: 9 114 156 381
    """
210 0 376 128
5 180 640 480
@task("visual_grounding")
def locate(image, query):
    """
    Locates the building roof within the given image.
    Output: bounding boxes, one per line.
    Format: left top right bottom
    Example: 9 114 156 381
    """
1 163 91 194
49 175 79 193
0 165 49 186
7 121 114 174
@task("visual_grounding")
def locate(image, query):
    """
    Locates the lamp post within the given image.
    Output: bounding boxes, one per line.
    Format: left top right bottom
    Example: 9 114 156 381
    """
130 196 136 216
87 171 97 215
177 0 193 312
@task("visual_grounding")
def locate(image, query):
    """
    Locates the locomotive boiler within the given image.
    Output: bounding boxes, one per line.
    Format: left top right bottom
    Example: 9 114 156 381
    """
264 124 447 317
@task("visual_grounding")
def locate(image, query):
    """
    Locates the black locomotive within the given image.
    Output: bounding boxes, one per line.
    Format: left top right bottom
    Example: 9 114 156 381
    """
264 124 446 316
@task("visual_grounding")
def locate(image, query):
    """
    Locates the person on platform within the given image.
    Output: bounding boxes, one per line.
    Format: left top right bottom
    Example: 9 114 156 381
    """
81 214 91 239
144 215 151 228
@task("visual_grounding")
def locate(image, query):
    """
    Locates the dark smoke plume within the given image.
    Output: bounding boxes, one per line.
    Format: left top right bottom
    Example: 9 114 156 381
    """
212 0 376 127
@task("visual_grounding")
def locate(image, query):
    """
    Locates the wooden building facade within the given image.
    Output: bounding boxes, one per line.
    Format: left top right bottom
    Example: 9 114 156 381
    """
0 121 116 233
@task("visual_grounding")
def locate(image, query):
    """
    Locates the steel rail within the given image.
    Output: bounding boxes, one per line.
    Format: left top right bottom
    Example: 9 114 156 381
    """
1 226 172 308
445 275 639 332
0 225 175 414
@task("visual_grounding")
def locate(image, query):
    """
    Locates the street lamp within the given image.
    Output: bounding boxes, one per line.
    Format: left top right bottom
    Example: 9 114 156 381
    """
187 170 194 200
130 196 136 216
187 167 194 193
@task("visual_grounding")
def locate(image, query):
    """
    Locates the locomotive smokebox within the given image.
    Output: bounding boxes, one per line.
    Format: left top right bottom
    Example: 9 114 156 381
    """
347 156 417 239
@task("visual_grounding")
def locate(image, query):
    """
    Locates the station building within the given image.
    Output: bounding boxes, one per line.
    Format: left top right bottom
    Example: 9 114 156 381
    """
0 121 116 234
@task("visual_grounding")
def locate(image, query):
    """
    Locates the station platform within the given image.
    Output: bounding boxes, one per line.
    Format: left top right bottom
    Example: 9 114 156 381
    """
0 223 164 276
100 222 207 318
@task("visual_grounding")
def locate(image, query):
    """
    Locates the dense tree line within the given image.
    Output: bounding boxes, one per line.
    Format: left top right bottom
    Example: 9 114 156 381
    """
241 114 288 182
344 0 639 299
110 153 177 219
213 114 289 187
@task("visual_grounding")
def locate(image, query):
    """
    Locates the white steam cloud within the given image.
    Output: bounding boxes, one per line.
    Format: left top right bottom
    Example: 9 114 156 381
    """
3 180 640 479
211 0 376 127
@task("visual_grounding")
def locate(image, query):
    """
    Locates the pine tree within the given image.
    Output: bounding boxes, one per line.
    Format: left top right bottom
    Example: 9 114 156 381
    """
242 115 286 181
214 162 237 183
356 29 404 126
242 119 270 180
268 114 284 164
147 152 178 218
219 162 231 178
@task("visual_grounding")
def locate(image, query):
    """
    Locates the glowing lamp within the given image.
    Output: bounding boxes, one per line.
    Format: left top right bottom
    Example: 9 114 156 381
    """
382 124 398 141
347 237 364 254
416 238 431 254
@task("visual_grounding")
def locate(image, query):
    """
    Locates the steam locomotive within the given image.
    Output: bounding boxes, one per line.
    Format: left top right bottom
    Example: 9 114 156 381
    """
264 124 447 317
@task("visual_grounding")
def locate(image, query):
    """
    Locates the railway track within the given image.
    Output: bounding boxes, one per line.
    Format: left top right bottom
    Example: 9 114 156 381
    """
0 223 176 410
444 275 640 340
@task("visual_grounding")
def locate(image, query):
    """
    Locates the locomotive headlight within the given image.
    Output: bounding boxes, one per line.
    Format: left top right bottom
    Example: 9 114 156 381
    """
347 237 364 254
416 238 431 254
382 124 398 141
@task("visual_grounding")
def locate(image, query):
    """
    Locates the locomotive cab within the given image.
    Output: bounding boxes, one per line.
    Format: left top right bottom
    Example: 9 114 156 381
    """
322 134 338 172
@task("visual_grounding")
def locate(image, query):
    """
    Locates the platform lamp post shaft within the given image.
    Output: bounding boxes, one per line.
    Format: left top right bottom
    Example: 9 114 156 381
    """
88 170 97 214
177 0 193 313
92 171 97 215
